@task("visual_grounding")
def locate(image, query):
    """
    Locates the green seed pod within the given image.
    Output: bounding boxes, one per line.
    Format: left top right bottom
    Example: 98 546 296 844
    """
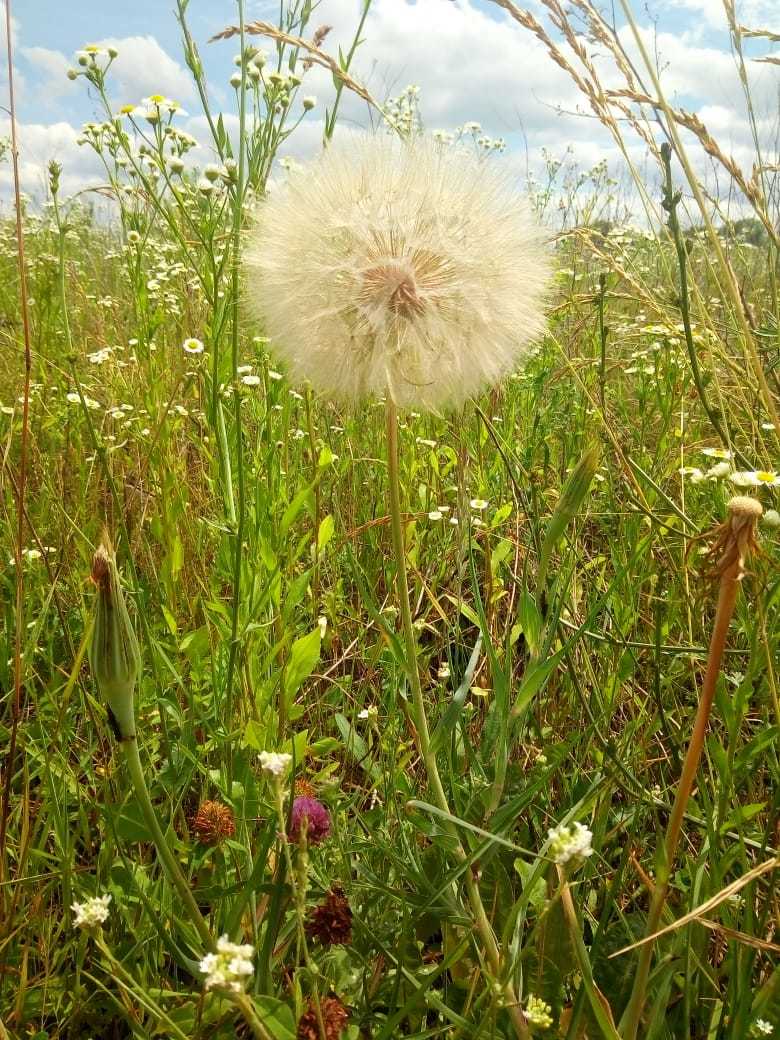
89 538 140 740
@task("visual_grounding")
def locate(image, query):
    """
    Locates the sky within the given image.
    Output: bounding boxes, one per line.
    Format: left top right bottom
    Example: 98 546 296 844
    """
2 0 778 212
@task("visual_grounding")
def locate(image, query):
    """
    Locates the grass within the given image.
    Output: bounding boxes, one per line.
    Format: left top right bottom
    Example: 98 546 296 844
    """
1 1 779 1038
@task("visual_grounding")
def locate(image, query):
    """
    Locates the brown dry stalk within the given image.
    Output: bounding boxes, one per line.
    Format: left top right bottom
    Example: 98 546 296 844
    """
620 495 764 1039
0 0 33 899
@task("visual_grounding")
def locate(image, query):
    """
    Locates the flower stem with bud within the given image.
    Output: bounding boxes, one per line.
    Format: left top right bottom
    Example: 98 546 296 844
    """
620 496 763 1039
89 538 214 952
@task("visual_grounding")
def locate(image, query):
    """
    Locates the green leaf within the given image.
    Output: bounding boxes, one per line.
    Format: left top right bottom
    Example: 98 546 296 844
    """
280 486 313 537
430 637 481 754
284 627 321 702
537 444 600 590
253 996 296 1040
318 514 335 551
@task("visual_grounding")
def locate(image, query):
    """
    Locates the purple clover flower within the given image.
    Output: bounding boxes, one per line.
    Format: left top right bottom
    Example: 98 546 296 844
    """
289 796 331 845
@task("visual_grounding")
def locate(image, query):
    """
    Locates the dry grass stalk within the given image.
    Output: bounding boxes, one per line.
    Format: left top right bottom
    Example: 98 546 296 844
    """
209 20 382 117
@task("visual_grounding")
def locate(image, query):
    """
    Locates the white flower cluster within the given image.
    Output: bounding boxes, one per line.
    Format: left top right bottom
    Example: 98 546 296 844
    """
200 935 255 993
72 893 111 930
547 821 594 865
259 750 292 778
750 1020 773 1038
525 994 553 1029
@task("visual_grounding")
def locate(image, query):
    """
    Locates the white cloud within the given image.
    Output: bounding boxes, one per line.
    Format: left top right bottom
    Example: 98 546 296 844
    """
96 35 195 106
0 118 104 202
20 46 79 101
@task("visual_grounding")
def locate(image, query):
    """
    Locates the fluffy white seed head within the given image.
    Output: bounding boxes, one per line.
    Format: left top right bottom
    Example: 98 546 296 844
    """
244 135 551 411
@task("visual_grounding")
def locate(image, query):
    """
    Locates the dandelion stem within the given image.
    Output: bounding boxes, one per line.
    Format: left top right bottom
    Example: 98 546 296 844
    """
620 518 748 1039
385 399 531 1040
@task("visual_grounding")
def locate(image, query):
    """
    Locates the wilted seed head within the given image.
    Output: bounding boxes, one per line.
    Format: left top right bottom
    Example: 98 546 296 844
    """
244 134 551 411
296 996 349 1040
192 800 236 845
306 886 353 945
88 537 140 740
708 496 762 580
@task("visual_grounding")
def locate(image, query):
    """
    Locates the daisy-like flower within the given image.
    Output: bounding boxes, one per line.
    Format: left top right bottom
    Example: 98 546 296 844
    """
547 821 594 865
200 935 254 993
706 462 731 480
701 447 733 460
241 374 262 386
183 337 205 355
750 1020 773 1038
259 750 292 778
469 498 489 511
524 994 553 1029
245 134 550 410
679 466 705 483
72 893 111 930
730 470 780 488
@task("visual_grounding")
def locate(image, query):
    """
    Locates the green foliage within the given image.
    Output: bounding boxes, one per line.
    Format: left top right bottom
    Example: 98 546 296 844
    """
0 1 779 1038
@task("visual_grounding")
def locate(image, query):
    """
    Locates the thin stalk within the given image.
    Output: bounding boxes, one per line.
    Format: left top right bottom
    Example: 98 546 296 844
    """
619 507 754 1038
0 0 32 889
120 736 213 951
384 400 531 1040
224 0 249 785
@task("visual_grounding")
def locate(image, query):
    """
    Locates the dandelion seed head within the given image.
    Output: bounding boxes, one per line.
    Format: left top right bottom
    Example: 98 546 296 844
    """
244 134 551 410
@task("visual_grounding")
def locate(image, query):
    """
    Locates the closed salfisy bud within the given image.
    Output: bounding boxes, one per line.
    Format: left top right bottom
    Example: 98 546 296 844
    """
89 537 140 740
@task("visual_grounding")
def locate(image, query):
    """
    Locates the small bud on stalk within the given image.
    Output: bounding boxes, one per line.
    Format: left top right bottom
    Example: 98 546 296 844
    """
88 537 140 740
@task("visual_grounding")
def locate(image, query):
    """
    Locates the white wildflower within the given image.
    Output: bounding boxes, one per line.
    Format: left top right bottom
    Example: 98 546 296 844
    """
200 935 255 993
701 447 732 459
762 509 780 528
259 750 292 778
730 470 780 488
750 1021 773 1038
427 510 443 521
72 893 111 930
706 462 731 480
547 821 594 865
469 498 488 511
241 374 262 386
245 135 551 410
183 337 205 355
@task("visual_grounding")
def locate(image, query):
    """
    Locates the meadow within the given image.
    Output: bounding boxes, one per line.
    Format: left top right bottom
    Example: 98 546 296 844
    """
1 1 779 1038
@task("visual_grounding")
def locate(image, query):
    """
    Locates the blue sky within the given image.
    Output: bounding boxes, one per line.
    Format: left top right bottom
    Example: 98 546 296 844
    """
4 0 778 206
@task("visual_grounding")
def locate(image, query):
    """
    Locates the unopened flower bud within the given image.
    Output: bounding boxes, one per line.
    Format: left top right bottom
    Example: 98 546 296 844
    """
88 537 140 740
302 95 316 111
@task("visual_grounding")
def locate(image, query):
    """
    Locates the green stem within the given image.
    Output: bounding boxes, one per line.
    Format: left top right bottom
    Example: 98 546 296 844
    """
384 400 530 1040
121 736 213 951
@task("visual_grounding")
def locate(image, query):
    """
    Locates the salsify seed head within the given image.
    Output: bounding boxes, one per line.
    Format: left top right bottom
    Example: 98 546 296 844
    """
244 134 551 411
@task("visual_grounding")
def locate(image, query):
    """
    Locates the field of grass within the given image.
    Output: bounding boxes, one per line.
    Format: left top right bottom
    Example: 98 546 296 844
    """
1 2 779 1038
